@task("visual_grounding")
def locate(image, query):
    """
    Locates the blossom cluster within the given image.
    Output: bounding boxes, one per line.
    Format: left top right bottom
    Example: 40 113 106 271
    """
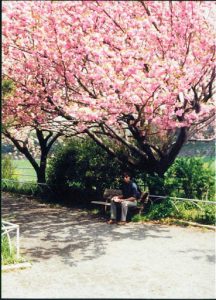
2 1 215 135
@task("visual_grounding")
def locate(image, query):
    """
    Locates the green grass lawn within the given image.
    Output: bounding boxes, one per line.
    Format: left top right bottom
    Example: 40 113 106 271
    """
13 159 38 182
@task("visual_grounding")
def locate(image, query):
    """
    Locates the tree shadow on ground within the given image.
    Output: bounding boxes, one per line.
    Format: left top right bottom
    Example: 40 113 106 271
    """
2 192 213 267
177 249 215 263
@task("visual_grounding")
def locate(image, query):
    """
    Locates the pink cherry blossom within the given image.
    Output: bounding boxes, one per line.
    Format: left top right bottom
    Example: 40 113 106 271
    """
2 1 215 173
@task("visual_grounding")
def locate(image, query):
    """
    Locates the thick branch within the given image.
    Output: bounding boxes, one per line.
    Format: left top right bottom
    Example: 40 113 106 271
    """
160 127 188 174
47 132 62 153
85 128 137 167
181 32 192 68
104 123 150 159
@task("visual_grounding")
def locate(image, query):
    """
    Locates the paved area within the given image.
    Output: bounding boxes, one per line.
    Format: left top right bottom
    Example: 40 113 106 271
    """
2 192 216 299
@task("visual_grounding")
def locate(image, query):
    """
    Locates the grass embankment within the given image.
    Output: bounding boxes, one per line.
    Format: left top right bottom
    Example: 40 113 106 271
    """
13 159 37 182
2 159 39 195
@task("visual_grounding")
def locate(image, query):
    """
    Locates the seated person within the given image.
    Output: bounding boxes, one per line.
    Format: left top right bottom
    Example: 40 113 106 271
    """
107 171 140 225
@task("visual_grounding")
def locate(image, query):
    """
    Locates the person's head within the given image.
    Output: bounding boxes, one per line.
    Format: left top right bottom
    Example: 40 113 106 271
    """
123 171 132 183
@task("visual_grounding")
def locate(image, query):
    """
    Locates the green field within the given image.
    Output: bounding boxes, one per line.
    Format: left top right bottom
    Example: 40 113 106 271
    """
12 159 38 182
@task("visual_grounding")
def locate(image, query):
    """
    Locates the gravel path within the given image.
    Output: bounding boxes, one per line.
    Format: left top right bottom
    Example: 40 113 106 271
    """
2 192 216 299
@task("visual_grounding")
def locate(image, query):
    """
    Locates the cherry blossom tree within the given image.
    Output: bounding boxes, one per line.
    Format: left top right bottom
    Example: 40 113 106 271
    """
3 1 215 184
2 79 62 183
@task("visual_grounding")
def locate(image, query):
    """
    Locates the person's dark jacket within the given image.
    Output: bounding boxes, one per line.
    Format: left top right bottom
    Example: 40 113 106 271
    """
122 181 140 200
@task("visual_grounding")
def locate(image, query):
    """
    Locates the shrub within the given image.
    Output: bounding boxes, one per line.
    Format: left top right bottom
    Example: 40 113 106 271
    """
2 155 18 180
133 157 215 225
179 203 216 225
2 155 19 191
132 197 216 225
144 197 177 219
136 157 215 200
47 137 123 204
165 157 215 200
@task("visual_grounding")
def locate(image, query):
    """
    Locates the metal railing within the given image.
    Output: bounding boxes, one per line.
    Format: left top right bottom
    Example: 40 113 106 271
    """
148 194 216 205
2 220 20 259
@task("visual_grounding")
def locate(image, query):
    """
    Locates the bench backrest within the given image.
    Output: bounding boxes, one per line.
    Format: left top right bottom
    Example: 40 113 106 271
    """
140 192 149 204
103 189 122 201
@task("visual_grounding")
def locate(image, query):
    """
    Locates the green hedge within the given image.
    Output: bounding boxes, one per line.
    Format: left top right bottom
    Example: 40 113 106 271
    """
47 137 123 204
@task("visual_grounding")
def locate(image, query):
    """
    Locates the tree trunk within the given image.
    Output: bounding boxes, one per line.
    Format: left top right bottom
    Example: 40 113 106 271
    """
37 151 48 184
36 166 46 184
3 129 60 186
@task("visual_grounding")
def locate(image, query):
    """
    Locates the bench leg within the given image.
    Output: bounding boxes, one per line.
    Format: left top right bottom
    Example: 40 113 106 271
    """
116 203 122 222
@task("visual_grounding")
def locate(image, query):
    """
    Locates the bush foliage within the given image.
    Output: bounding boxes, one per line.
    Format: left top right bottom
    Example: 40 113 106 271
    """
165 157 215 200
137 157 215 200
2 155 18 181
132 197 216 225
47 137 123 204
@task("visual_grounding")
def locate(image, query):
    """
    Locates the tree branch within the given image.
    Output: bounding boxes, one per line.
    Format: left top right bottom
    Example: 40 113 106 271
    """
85 128 137 167
161 127 188 174
96 1 126 34
139 1 160 32
104 123 148 158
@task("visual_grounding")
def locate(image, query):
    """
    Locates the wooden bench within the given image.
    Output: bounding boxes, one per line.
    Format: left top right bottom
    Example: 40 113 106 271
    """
91 188 149 219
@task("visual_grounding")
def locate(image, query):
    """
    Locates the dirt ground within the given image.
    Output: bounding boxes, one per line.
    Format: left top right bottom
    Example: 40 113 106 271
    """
2 192 216 299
